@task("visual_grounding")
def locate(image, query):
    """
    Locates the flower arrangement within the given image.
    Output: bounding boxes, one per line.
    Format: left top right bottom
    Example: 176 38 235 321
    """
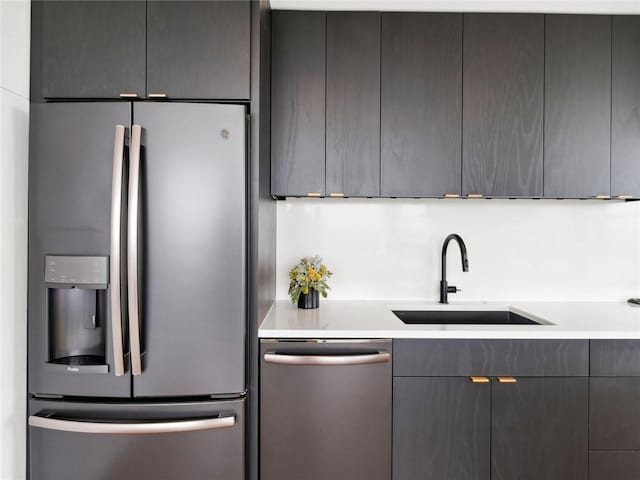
288 255 333 304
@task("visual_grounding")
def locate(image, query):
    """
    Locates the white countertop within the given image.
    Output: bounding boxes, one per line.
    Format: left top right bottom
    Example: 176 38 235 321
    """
258 300 640 339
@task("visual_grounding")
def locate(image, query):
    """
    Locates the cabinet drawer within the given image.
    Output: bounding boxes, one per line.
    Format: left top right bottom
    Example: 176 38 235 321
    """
590 377 640 450
590 452 640 480
590 340 640 376
393 339 588 377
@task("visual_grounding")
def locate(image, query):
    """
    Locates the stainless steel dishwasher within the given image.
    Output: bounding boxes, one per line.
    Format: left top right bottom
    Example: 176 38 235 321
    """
260 339 392 480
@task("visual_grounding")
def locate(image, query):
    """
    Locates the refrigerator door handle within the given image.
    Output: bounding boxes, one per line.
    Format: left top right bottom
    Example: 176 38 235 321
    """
127 124 143 376
263 351 391 366
110 125 126 377
28 414 235 434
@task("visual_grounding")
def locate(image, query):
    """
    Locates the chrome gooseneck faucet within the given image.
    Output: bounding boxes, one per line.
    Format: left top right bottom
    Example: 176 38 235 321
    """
440 233 469 304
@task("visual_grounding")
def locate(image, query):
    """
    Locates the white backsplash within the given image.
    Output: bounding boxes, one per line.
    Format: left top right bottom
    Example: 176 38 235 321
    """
276 198 640 302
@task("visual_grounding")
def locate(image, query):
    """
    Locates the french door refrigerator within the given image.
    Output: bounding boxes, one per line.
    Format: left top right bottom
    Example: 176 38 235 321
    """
27 102 246 479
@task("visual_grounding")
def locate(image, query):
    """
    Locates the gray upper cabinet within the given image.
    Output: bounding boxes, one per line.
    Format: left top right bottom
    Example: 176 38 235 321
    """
381 13 462 197
41 1 146 99
612 16 640 199
326 12 381 197
544 15 611 198
146 1 250 100
463 14 544 197
38 0 249 100
271 11 326 197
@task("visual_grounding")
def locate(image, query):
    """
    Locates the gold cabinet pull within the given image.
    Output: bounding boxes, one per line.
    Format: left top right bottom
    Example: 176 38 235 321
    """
148 93 167 98
444 193 460 198
497 376 517 383
593 195 611 200
470 376 490 383
306 192 322 197
616 195 634 199
329 192 344 198
467 193 483 198
119 93 138 98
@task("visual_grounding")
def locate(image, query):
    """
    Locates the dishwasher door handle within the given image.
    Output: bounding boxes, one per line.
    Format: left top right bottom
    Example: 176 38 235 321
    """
263 351 390 366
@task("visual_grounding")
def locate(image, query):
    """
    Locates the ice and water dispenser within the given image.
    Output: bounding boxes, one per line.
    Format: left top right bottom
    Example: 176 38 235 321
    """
45 255 109 373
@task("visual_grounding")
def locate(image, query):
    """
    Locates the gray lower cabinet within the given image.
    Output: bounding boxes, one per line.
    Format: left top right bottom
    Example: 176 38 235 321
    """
544 15 611 198
393 377 490 480
381 13 462 197
590 339 640 376
260 340 392 480
589 340 640 479
393 339 589 377
492 377 588 480
393 377 588 480
271 11 326 197
590 452 640 480
392 340 589 480
590 377 640 450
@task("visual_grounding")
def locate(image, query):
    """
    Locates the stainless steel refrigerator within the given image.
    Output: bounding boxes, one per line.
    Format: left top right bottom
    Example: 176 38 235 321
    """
27 102 247 479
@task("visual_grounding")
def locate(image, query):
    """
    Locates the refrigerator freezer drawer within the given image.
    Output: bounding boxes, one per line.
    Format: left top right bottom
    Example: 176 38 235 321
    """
28 397 244 480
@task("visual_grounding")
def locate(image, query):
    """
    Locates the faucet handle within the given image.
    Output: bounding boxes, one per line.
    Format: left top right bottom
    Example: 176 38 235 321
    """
447 286 461 294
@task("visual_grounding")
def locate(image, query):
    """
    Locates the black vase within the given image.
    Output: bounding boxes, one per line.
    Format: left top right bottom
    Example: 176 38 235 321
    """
297 289 320 309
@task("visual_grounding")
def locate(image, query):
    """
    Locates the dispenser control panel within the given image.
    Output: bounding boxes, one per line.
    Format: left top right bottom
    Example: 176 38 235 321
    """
45 255 108 287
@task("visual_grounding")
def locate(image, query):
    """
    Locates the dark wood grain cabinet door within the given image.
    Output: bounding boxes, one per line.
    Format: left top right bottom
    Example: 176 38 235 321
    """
590 378 640 450
326 12 381 197
271 11 326 197
463 14 543 197
146 1 250 100
393 377 490 480
590 339 640 376
544 15 611 198
590 452 640 480
41 1 146 99
612 16 640 198
492 377 588 480
381 13 462 197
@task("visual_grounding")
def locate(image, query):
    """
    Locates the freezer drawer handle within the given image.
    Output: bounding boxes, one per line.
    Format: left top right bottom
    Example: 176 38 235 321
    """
110 125 126 377
127 124 143 376
263 351 391 366
28 414 235 435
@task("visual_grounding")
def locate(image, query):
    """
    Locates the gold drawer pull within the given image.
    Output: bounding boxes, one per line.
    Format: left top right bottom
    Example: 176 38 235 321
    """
467 193 483 198
593 195 611 200
329 192 344 197
616 195 634 199
306 192 322 197
444 193 460 198
148 93 167 98
470 376 490 383
119 93 138 98
497 376 517 383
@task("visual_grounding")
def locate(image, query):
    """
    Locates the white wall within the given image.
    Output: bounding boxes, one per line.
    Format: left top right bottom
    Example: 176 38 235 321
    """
0 1 30 479
276 198 640 302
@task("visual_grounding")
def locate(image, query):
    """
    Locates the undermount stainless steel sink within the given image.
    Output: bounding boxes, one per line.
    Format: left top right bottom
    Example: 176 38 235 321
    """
392 309 548 325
